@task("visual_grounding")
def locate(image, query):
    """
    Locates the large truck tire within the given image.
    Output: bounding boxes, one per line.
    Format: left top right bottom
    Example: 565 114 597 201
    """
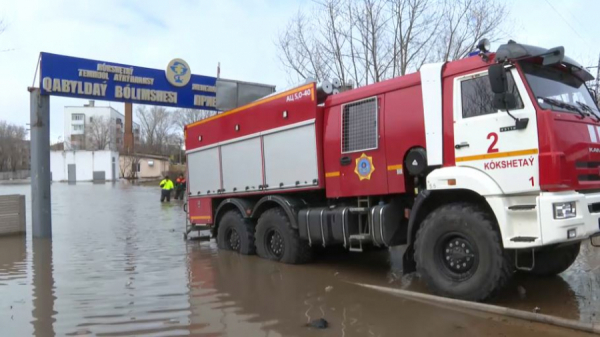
520 242 580 277
414 203 512 301
256 207 312 264
216 210 256 255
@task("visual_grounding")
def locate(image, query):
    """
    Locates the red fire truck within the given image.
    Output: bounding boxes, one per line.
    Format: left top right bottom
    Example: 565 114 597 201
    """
184 39 600 301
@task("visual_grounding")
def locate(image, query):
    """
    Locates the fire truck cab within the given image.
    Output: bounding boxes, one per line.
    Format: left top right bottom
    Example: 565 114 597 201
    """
185 39 600 301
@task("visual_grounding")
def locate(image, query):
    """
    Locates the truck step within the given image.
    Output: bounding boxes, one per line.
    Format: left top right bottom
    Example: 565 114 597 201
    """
348 207 369 214
348 234 372 252
510 236 537 242
357 197 370 208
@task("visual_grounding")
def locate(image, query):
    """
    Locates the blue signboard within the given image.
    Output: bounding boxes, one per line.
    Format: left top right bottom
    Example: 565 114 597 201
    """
39 52 217 110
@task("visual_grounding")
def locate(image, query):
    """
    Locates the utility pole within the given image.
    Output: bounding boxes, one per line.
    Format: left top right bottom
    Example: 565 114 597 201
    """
124 103 134 153
179 138 182 164
585 53 600 105
29 87 52 238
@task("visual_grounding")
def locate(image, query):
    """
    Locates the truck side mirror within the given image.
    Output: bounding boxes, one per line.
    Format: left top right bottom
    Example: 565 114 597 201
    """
488 64 508 94
492 92 527 130
492 93 519 111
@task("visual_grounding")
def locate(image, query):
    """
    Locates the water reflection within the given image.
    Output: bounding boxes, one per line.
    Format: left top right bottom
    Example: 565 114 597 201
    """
0 234 27 283
0 234 32 336
0 183 597 337
560 242 600 323
31 238 56 337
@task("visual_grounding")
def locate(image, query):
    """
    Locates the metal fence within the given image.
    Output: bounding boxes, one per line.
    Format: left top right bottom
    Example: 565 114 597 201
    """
0 170 31 181
0 195 26 236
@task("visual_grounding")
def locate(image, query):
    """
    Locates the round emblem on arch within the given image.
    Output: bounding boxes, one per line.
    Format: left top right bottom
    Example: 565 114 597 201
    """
166 58 191 87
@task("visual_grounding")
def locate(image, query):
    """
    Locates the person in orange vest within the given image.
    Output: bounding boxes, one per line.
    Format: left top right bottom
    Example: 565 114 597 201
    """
159 175 174 202
174 173 187 200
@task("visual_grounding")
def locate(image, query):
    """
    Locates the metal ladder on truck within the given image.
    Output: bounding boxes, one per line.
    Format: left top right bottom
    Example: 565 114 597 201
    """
348 197 371 252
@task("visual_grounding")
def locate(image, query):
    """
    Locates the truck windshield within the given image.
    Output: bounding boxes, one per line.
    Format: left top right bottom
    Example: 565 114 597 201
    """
520 62 600 116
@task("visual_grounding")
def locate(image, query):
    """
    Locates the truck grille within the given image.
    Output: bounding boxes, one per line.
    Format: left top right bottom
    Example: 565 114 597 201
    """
577 161 600 182
576 161 600 168
579 174 600 181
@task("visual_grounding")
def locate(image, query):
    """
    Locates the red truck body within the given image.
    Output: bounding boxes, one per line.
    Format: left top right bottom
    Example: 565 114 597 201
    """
184 40 600 301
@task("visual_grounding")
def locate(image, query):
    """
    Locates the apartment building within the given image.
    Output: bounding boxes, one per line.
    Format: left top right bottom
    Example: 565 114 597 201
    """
64 100 140 150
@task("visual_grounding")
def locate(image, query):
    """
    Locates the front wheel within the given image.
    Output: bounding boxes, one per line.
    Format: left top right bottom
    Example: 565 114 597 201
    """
414 203 512 301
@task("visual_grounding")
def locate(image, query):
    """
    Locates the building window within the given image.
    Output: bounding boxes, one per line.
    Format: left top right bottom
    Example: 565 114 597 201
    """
72 124 84 131
341 97 378 153
72 114 84 121
461 72 523 118
137 163 141 172
89 117 94 122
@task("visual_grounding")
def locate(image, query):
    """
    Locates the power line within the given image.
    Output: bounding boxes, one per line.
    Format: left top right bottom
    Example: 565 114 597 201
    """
543 0 588 45
557 1 600 46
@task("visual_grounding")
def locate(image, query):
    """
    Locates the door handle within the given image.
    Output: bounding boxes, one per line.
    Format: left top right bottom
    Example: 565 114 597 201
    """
340 156 352 166
455 142 470 149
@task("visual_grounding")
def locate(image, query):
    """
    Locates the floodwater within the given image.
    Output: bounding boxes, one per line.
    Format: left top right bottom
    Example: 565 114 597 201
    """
1 183 599 336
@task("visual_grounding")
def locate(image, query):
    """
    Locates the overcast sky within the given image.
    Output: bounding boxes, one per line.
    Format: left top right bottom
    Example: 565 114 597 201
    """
0 0 599 142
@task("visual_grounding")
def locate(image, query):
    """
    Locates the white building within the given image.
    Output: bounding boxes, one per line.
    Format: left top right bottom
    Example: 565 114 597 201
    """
64 100 140 151
51 150 119 182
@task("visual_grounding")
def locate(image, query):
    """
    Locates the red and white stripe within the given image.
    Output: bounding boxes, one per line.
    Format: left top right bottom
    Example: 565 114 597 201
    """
588 125 600 143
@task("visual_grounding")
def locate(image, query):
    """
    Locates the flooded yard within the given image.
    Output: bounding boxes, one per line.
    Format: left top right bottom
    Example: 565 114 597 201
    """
1 183 599 336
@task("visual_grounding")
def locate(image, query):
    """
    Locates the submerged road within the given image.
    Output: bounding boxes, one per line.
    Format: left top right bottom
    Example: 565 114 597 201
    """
0 183 598 336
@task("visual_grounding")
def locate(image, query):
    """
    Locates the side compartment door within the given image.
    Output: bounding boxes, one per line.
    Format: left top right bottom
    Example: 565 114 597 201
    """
453 68 539 194
324 96 389 197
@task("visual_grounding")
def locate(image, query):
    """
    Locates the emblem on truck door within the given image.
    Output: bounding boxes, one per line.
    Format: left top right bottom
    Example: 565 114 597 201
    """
355 153 375 181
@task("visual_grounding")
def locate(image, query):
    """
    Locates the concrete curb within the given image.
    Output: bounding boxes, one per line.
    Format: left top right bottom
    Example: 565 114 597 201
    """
353 283 600 334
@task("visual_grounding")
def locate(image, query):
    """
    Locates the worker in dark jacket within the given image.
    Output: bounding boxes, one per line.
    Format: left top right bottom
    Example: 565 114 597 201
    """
174 174 187 200
159 175 174 202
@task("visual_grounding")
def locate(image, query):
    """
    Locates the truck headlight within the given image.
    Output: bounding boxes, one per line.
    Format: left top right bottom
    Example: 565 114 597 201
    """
553 202 576 219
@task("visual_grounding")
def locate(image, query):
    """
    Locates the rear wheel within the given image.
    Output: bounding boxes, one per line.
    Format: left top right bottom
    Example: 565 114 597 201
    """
415 203 512 301
256 208 312 264
217 210 256 255
519 242 580 276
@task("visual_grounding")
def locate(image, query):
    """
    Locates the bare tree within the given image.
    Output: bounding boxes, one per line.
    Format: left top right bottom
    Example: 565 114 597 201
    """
277 10 331 83
389 0 440 76
0 120 28 172
85 116 114 150
119 151 141 179
172 108 217 131
435 0 508 61
276 0 509 87
0 20 14 53
136 105 174 155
